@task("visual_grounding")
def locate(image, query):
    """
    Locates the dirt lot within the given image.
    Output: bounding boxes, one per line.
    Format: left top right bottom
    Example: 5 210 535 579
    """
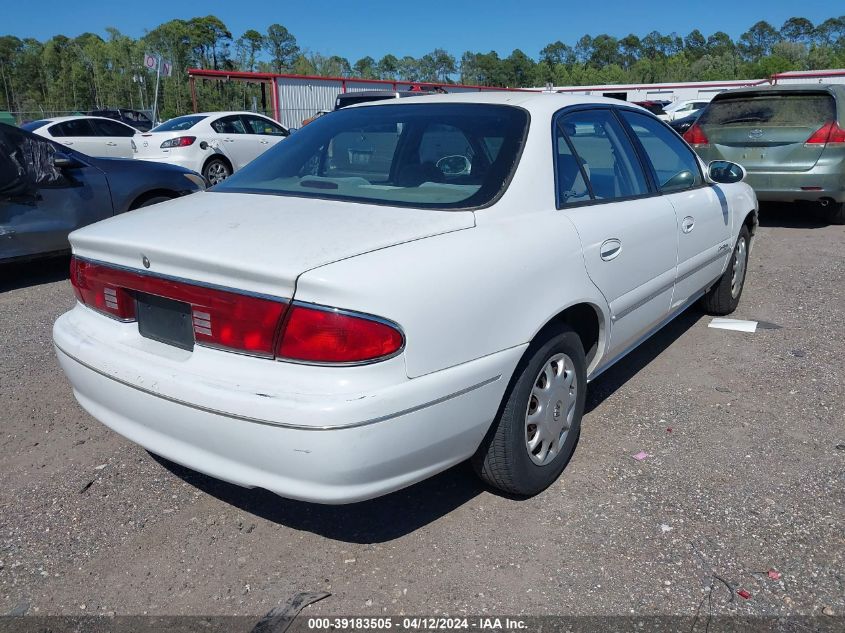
0 205 843 625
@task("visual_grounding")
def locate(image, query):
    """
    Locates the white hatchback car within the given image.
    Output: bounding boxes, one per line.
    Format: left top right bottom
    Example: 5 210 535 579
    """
133 111 290 184
23 116 139 158
54 93 758 504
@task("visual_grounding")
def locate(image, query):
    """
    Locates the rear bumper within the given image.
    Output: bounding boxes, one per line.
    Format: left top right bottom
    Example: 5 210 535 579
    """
53 305 524 504
746 169 845 203
135 153 203 174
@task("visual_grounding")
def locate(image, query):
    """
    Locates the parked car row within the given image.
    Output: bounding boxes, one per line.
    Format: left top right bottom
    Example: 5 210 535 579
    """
21 111 290 185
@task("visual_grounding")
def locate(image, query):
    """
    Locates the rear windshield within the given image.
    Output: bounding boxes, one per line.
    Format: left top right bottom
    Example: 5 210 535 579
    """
20 120 51 132
213 103 528 210
699 93 835 127
152 115 207 132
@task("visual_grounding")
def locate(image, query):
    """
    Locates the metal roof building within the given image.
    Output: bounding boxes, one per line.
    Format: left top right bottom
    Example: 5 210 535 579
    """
187 68 845 127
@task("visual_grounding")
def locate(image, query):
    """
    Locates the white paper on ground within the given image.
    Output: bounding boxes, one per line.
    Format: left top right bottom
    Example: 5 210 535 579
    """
708 318 758 333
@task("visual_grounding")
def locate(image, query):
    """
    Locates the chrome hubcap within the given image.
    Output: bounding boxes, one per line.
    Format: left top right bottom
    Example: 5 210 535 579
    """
207 162 229 185
525 353 578 466
731 237 747 299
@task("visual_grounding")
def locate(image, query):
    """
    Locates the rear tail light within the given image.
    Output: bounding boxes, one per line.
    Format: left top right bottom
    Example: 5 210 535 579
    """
683 123 710 148
160 136 196 148
69 257 404 363
70 257 136 321
69 256 286 356
805 121 845 146
276 304 404 364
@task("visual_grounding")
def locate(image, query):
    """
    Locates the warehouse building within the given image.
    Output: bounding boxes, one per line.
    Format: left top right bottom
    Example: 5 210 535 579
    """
187 68 845 127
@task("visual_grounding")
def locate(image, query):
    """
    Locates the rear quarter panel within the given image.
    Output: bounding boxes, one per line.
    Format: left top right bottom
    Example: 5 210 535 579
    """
294 210 609 378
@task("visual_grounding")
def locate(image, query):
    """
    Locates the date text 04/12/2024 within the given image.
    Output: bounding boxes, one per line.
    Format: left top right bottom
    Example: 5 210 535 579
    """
306 617 528 630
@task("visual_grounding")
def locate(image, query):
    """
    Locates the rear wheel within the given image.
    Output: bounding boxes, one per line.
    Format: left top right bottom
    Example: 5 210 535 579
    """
133 195 173 209
472 328 586 496
203 158 231 186
823 202 845 225
700 225 750 315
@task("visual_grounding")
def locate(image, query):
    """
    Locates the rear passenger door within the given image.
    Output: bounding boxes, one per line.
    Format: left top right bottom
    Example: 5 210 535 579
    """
210 115 253 170
48 119 103 156
620 110 731 309
555 107 678 358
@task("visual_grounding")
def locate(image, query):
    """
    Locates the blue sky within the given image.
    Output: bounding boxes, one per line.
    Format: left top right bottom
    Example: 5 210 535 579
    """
3 0 840 61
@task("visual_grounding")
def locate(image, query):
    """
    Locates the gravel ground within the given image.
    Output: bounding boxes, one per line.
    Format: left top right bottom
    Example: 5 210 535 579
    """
0 205 843 624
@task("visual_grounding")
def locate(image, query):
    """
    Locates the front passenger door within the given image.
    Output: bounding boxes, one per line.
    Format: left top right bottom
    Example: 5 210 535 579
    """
620 111 731 310
555 108 678 359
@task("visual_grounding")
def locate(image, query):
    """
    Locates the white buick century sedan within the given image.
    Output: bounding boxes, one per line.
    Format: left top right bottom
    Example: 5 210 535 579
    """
54 93 758 504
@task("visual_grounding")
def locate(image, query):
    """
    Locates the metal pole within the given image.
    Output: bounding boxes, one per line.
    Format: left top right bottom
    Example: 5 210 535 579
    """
151 57 161 125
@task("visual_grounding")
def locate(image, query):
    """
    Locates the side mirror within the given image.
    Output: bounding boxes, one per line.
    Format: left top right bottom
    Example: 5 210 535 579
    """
53 152 83 170
707 160 745 184
436 154 471 176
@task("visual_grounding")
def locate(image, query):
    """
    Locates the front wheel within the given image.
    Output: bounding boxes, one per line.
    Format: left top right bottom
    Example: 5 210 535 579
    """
699 225 750 316
472 329 587 497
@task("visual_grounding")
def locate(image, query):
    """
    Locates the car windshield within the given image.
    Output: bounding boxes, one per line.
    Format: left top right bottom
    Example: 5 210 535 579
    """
213 103 528 210
151 115 207 132
699 93 835 127
20 120 51 132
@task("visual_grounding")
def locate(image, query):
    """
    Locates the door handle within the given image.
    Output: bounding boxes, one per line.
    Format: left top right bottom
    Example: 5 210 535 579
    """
106 142 117 146
681 216 695 233
62 141 73 146
259 140 270 144
599 238 622 261
223 138 234 142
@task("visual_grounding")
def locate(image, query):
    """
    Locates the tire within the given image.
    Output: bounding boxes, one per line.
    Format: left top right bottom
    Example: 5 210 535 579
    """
472 328 587 497
699 225 750 316
133 195 173 209
202 158 231 186
823 202 845 225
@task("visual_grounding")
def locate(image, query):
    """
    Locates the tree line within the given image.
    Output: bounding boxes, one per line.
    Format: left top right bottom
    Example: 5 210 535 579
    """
1 15 844 121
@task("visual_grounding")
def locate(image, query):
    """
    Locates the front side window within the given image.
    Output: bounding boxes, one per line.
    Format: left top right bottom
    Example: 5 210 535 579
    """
555 109 649 205
214 103 528 210
151 115 207 132
91 119 136 137
621 110 703 193
244 115 288 136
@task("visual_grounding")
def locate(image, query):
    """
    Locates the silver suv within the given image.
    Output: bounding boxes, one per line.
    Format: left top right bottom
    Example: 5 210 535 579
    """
685 84 845 224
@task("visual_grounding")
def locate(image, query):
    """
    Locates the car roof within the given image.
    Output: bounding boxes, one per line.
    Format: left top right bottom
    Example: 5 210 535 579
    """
347 90 649 118
713 83 845 99
192 111 275 118
38 115 138 125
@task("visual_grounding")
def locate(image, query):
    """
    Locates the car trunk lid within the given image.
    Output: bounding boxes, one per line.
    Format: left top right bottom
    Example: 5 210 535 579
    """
69 191 475 298
698 92 836 172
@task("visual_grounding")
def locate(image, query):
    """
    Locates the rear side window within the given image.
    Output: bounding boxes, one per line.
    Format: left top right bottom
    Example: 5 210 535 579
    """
620 111 703 193
699 93 835 128
50 119 96 137
212 116 248 134
152 115 206 132
555 109 649 205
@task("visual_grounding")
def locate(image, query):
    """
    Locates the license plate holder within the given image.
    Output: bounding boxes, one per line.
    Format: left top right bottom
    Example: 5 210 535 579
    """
136 292 194 351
